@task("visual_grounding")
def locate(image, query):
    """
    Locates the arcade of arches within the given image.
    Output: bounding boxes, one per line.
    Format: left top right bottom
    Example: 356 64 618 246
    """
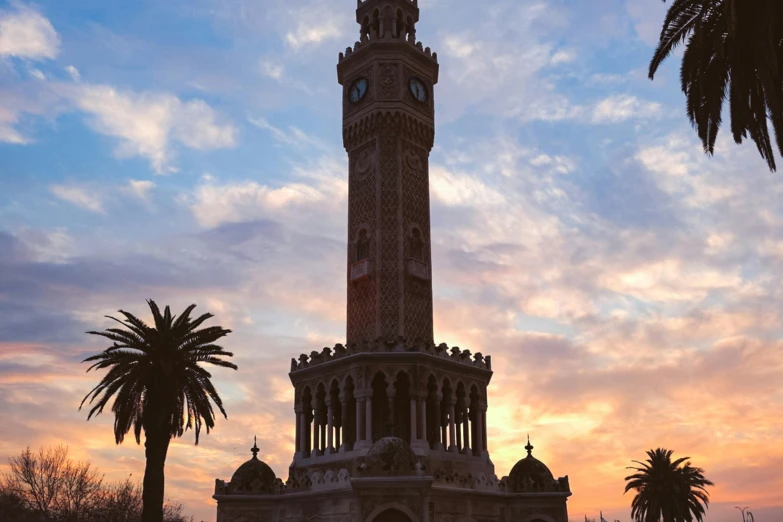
296 372 487 458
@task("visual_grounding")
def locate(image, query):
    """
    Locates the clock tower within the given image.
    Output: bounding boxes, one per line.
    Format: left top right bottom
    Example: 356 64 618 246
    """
214 3 573 521
338 0 438 345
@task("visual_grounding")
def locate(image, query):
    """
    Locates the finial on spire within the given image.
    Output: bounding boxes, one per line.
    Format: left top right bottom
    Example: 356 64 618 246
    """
251 436 259 458
525 434 534 456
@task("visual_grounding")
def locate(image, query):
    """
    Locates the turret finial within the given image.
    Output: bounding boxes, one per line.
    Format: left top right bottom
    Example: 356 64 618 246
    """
525 434 534 456
251 436 259 458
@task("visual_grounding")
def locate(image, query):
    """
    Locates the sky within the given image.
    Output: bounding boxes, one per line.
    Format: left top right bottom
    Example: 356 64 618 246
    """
1 0 782 521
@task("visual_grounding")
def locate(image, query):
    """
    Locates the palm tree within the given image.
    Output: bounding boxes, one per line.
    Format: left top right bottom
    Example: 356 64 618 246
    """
649 0 783 171
80 300 237 522
624 448 714 522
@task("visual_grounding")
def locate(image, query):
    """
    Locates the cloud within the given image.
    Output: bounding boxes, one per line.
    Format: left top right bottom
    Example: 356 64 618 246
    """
247 116 327 151
435 2 580 122
592 94 661 123
187 155 346 230
0 103 28 144
0 3 60 60
64 65 80 81
61 84 237 173
260 60 284 81
49 184 104 213
126 180 155 201
283 1 348 50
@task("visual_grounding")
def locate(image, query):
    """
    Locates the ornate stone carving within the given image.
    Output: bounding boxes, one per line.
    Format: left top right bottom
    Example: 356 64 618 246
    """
378 135 400 340
347 139 378 343
353 145 376 182
378 63 399 99
401 141 433 343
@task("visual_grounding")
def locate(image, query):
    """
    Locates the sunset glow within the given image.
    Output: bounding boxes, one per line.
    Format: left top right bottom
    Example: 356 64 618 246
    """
1 0 782 521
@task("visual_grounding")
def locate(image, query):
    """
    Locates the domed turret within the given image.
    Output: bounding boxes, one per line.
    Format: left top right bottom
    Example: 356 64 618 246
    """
507 437 570 493
227 437 278 494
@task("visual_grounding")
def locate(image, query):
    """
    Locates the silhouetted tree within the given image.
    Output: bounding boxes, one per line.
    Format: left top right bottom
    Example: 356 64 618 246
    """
80 301 236 522
0 446 191 522
624 448 714 522
1 445 101 521
650 0 783 171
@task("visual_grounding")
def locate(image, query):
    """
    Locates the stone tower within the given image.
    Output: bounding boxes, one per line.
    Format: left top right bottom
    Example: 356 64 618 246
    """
340 0 438 346
213 2 572 521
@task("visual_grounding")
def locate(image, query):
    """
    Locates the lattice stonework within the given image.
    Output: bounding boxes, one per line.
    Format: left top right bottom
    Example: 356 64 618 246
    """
347 139 378 343
342 29 438 345
402 140 434 343
378 134 401 341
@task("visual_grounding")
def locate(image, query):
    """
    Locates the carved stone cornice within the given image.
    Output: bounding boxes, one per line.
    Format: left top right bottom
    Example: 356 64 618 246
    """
343 110 434 151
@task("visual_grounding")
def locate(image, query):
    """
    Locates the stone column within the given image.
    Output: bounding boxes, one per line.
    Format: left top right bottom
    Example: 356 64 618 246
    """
409 397 417 443
462 399 471 454
418 397 426 441
320 420 327 455
448 394 458 453
326 398 335 454
433 392 443 450
311 397 320 456
474 400 485 458
386 383 396 432
294 405 303 458
365 394 373 443
340 394 349 452
455 409 462 450
356 395 366 446
298 407 308 456
481 402 488 455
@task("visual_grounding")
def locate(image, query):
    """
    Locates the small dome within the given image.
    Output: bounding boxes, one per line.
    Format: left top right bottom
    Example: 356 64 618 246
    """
365 436 417 472
507 437 565 493
229 438 277 494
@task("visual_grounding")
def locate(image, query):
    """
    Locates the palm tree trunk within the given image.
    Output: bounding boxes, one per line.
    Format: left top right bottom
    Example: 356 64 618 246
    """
141 427 171 522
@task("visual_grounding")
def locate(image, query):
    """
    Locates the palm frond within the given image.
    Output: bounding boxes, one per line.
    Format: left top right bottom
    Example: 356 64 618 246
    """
81 300 237 447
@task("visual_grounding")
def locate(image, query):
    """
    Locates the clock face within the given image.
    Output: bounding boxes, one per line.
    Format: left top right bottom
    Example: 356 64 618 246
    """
349 77 369 103
409 78 428 103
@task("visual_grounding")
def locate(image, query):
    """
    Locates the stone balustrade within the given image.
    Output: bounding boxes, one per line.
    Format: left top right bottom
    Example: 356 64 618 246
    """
290 340 491 373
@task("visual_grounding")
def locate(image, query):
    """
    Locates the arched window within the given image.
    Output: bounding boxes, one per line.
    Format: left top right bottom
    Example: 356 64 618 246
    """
396 10 404 39
410 228 423 261
371 9 380 38
356 229 370 261
361 16 370 41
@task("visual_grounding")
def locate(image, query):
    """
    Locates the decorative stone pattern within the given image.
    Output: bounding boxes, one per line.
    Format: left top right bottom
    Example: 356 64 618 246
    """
378 135 401 341
378 63 399 99
347 139 378 342
402 141 433 343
